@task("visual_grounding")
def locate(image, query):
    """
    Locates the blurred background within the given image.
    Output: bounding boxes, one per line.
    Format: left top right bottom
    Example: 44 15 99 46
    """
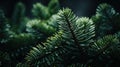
0 0 120 18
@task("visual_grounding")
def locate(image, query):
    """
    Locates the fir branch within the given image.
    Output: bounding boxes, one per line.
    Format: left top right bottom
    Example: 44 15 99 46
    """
57 8 95 49
92 35 119 60
63 11 81 49
25 31 65 66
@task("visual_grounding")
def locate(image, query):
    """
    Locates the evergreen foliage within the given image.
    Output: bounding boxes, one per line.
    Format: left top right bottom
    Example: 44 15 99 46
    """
11 2 27 33
32 0 59 19
0 1 120 67
92 3 120 37
0 0 60 66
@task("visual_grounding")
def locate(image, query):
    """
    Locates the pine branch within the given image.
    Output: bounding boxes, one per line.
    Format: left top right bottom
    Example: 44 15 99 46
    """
48 0 60 14
57 8 95 49
64 11 81 49
32 3 50 19
92 3 120 37
92 35 119 60
25 31 65 66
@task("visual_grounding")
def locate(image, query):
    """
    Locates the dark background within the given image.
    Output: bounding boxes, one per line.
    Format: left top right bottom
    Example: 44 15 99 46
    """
0 0 120 18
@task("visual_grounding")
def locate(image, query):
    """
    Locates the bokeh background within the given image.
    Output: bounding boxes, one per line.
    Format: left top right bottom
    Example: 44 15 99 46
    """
0 0 120 17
